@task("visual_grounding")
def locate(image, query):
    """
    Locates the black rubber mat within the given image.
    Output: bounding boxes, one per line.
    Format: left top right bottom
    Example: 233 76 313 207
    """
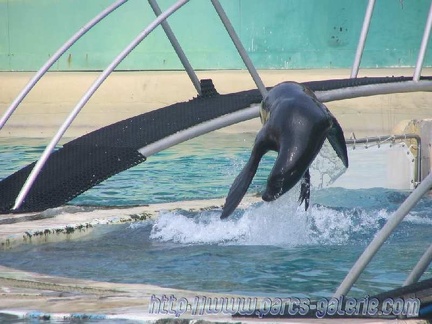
65 88 262 150
1 76 430 214
305 75 432 91
0 146 145 213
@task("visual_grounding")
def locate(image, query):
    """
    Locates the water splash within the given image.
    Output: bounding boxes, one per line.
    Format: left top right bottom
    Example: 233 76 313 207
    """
310 140 347 189
148 190 394 247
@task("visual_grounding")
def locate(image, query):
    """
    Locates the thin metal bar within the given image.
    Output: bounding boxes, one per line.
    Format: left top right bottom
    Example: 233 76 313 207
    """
345 134 420 146
210 0 267 98
12 0 190 211
334 172 432 297
139 104 258 157
148 0 201 95
138 79 432 160
346 134 422 184
350 0 376 78
413 1 432 81
0 0 128 130
404 244 432 286
136 80 432 159
317 80 432 102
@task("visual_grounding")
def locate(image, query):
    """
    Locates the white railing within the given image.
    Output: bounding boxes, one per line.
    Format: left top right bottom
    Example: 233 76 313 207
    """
346 134 422 185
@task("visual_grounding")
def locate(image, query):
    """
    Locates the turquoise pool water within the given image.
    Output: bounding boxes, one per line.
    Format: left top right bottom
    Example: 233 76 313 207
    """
0 133 431 298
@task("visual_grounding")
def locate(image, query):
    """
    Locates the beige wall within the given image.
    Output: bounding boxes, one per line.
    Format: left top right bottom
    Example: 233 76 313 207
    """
1 68 432 139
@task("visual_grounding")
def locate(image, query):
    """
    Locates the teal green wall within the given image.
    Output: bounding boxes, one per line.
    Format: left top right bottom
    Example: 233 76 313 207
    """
0 0 431 71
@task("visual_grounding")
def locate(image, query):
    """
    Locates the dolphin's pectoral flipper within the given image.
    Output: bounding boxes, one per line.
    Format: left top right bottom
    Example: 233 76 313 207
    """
298 169 310 210
220 129 270 219
326 114 349 168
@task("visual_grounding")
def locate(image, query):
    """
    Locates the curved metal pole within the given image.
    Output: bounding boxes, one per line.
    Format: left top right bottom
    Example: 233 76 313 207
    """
210 0 267 98
317 80 432 102
137 80 432 159
0 0 128 130
12 0 190 211
404 244 432 286
350 0 375 78
139 105 258 157
148 0 201 95
413 1 432 81
334 172 432 297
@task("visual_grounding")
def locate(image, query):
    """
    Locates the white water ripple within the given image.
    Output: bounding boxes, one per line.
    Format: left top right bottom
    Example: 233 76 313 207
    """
148 192 397 247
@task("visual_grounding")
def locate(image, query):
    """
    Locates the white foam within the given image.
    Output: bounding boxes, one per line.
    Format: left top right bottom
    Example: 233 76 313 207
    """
405 213 432 225
148 191 395 247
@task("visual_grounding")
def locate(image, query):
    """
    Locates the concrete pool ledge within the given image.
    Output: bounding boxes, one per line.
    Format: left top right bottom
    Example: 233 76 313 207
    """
0 263 428 323
0 264 237 322
0 196 261 250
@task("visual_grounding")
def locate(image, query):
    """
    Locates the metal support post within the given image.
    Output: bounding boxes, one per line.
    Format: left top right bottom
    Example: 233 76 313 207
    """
350 0 375 78
210 0 267 98
413 1 432 81
404 244 432 286
334 172 432 297
148 0 201 95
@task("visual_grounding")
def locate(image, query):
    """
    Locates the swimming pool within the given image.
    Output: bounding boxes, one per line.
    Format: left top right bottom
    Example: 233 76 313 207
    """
0 132 430 299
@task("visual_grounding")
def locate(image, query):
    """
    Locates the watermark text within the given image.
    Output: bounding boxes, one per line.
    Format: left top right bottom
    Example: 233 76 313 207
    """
148 294 420 318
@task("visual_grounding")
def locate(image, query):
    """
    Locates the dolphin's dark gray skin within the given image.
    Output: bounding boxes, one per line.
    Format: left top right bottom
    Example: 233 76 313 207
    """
220 81 348 219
